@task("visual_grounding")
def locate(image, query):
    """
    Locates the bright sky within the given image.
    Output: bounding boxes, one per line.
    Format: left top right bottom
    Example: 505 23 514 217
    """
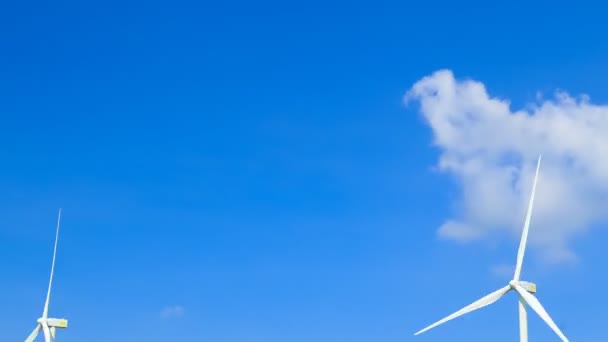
2 0 608 341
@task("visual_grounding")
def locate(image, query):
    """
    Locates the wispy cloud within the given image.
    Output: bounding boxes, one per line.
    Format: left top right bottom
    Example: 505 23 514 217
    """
406 69 608 264
160 305 185 319
490 264 515 278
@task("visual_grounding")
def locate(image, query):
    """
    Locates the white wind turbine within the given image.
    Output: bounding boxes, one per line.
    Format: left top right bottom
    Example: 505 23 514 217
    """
25 209 69 342
414 155 569 341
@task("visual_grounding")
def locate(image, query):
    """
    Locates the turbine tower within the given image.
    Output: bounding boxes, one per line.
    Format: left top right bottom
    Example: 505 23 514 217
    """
414 155 569 341
25 209 69 342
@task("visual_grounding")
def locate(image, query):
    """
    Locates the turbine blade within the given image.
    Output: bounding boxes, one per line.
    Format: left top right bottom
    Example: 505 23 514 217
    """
414 285 511 336
513 155 541 281
43 208 62 318
514 285 569 342
50 327 57 341
24 325 41 342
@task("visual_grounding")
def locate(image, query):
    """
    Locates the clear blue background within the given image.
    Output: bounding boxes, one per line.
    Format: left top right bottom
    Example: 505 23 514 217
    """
1 0 607 341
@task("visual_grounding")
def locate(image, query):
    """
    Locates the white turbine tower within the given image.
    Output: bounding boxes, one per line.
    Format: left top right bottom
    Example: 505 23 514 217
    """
25 209 69 342
414 155 569 341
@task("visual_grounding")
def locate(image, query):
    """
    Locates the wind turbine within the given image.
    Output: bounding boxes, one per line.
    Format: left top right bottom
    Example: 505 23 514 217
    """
25 209 69 342
414 155 569 341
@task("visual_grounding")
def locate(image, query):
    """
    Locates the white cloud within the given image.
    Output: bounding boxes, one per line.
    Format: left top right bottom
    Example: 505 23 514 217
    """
405 69 608 264
160 305 185 319
490 264 515 278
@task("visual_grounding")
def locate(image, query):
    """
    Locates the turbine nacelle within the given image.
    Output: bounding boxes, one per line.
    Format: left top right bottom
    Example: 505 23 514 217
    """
36 318 69 329
518 281 537 294
509 280 537 293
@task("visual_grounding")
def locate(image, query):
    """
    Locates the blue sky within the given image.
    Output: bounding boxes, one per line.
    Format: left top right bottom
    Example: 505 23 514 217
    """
2 0 608 341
